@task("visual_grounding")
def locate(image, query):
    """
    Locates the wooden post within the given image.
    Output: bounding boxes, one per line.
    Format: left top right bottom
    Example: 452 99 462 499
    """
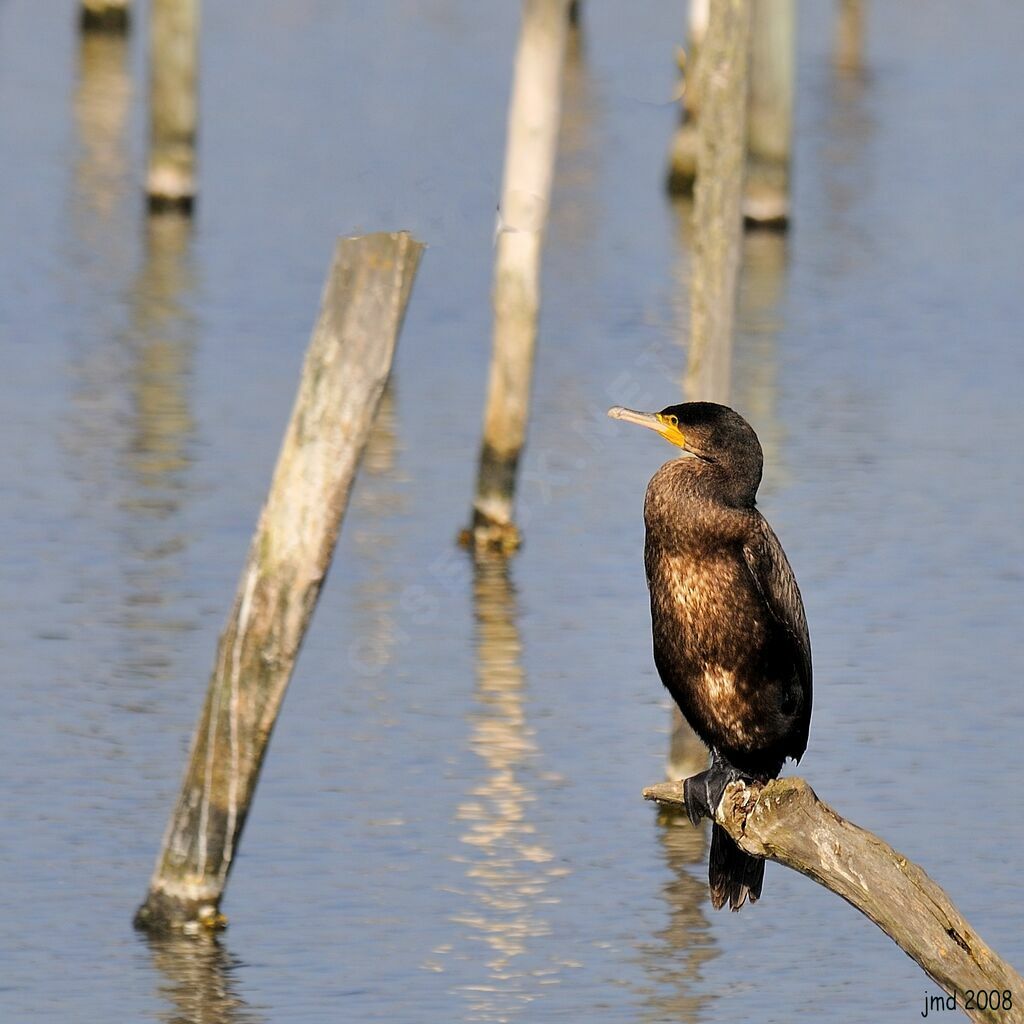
81 0 131 33
645 778 1024 1022
665 0 709 195
834 0 865 75
467 0 572 553
687 0 750 441
667 0 751 780
147 0 199 213
744 0 794 228
134 232 424 933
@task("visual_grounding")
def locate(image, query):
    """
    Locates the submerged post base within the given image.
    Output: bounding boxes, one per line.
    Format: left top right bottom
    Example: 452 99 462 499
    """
466 445 522 554
666 123 699 196
459 518 521 556
134 887 228 936
80 1 131 33
146 166 196 215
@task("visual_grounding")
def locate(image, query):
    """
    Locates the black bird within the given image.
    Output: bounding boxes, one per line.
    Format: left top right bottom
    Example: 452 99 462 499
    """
608 401 812 910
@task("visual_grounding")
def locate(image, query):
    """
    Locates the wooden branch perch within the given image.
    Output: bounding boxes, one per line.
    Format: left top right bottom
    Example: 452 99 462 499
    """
644 778 1024 1024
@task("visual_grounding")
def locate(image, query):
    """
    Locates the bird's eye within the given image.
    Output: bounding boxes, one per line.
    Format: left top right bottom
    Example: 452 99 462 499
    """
666 415 678 427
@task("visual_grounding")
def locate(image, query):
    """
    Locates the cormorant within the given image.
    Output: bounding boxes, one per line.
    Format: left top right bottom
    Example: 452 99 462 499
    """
608 401 812 910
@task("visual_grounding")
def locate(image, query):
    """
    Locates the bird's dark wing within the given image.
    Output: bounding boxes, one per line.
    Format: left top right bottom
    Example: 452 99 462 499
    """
742 515 812 759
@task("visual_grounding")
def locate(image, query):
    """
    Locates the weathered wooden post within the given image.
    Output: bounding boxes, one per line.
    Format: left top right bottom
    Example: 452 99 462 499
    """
668 0 792 227
666 0 709 195
147 0 199 212
687 0 751 409
134 232 424 933
834 0 865 75
667 0 752 781
80 0 131 33
645 778 1024 1023
467 0 573 553
744 0 794 228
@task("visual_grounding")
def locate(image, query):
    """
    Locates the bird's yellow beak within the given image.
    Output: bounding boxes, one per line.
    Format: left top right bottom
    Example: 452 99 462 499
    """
607 406 687 448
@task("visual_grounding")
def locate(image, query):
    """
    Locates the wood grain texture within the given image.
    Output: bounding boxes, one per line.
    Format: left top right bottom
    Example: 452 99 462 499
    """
135 232 424 933
644 777 1024 1023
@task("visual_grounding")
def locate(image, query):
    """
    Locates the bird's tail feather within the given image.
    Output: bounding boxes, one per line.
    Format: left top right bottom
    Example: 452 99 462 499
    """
709 822 764 911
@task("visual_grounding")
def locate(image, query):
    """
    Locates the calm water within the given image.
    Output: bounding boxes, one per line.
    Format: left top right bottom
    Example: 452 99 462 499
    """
2 2 1023 1021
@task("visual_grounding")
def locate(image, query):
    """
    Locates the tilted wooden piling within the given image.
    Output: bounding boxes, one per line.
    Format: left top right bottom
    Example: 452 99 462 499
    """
744 0 794 228
81 0 131 33
134 232 424 933
468 0 572 553
687 0 751 412
147 0 199 212
667 0 752 780
645 778 1024 1023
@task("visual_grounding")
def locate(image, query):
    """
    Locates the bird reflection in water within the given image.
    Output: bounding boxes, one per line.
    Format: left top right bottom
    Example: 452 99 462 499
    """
144 933 265 1024
447 555 569 1020
115 212 198 683
636 808 718 1023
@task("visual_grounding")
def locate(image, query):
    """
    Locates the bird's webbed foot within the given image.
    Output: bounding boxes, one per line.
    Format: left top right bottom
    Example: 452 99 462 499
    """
682 759 750 826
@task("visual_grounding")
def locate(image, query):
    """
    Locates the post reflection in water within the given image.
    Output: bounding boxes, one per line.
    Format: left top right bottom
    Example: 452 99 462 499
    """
666 196 720 783
115 212 198 684
144 934 265 1024
657 204 787 972
73 28 132 223
547 15 598 260
734 229 788 487
348 383 407 679
637 808 717 1024
448 555 569 1021
665 201 789 779
66 24 199 694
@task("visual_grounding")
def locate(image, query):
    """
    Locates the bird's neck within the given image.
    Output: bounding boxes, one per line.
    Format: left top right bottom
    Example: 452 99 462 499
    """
644 458 756 549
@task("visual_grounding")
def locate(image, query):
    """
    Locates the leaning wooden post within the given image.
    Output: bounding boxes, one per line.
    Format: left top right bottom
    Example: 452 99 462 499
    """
644 778 1024 1023
467 0 572 553
81 0 131 33
687 0 751 438
147 0 199 213
668 0 751 780
134 232 424 933
744 0 794 228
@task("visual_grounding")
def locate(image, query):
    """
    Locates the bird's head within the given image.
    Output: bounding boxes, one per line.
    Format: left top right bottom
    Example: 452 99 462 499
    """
607 401 763 504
